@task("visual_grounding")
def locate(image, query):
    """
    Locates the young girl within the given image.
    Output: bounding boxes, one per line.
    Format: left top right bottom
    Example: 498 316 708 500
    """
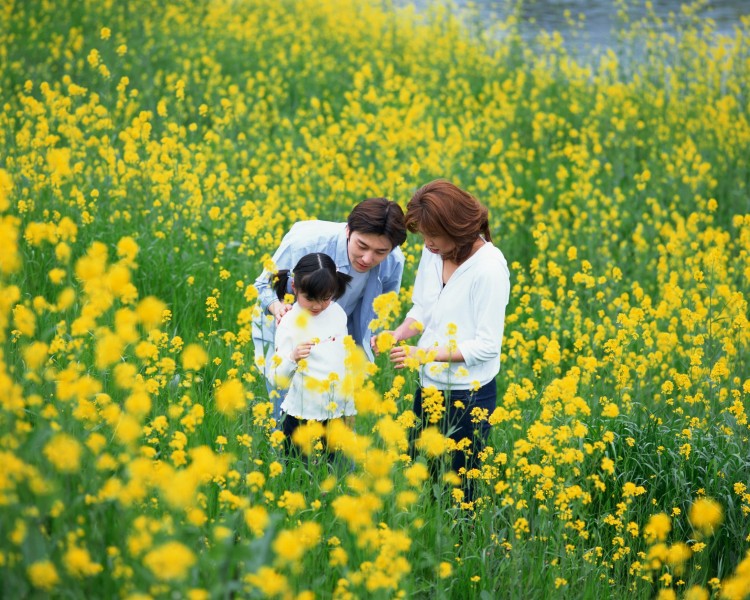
270 252 355 446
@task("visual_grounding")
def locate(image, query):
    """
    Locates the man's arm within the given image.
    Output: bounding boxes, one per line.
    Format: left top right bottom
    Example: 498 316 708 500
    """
380 247 405 295
254 224 309 319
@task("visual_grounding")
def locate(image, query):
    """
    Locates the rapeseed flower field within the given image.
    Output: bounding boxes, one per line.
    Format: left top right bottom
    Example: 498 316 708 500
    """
1 0 749 597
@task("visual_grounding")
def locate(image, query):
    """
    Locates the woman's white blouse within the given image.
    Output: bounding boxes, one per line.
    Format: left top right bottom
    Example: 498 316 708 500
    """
406 242 510 390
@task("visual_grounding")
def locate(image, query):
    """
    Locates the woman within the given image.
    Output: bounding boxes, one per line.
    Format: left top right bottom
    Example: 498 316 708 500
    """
388 180 510 501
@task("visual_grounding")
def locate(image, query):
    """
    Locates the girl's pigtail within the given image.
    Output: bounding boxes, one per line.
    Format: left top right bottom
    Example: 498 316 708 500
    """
272 269 292 301
332 271 353 300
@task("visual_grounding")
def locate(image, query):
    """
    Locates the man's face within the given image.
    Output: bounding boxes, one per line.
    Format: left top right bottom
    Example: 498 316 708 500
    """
346 228 393 273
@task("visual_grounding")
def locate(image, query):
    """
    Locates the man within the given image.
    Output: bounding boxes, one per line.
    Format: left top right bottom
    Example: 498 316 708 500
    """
252 197 407 421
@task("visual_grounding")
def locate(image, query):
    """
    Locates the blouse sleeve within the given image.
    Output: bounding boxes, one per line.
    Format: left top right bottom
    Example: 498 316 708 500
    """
457 264 510 366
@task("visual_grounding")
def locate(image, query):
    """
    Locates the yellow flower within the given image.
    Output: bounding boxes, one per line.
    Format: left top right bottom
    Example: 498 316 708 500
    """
13 304 36 337
43 433 82 473
56 217 77 242
363 448 394 479
332 493 381 532
291 420 325 455
124 391 152 419
27 560 60 591
643 513 671 543
370 291 400 329
683 586 708 600
137 296 167 329
64 544 104 578
48 267 66 285
403 462 429 487
95 331 124 369
245 567 288 597
329 546 348 567
689 498 724 536
656 589 677 600
244 506 269 537
543 339 561 364
47 147 72 182
666 542 692 566
416 427 449 457
438 561 453 579
513 517 530 538
182 344 209 370
375 330 396 354
277 491 307 515
23 341 49 370
272 521 322 564
601 456 615 475
214 379 246 416
143 541 196 581
622 482 646 498
116 236 139 266
396 490 418 509
295 309 309 328
56 287 76 311
0 168 12 212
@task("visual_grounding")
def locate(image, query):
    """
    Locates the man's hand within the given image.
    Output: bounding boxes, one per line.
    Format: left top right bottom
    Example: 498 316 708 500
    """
371 330 397 355
269 300 293 324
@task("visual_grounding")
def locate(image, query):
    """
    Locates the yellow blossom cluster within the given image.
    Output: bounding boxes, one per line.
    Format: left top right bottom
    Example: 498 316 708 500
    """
1 0 749 597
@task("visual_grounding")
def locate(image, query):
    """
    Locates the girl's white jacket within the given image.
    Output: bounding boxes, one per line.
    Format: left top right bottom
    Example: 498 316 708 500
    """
272 302 356 420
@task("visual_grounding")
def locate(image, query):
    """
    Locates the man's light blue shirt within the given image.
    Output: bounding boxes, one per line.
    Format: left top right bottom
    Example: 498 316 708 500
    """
252 220 404 366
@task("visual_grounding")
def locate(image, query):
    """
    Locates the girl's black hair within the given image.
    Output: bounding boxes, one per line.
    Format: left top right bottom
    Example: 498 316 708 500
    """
272 252 352 303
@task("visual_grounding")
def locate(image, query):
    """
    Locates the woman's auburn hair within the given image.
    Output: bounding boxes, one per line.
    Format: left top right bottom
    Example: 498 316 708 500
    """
405 179 491 263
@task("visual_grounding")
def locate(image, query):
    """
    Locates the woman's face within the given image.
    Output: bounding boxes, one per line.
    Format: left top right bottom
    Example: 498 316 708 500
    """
421 231 456 257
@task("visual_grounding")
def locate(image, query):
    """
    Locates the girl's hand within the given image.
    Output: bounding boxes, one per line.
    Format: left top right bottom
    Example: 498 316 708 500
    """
389 345 415 369
292 340 315 361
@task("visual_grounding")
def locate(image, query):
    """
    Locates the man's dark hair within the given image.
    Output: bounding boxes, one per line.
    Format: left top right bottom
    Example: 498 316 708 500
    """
347 197 407 249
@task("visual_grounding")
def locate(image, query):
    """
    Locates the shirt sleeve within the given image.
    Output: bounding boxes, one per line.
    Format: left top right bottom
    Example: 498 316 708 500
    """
381 247 405 295
254 224 307 313
405 247 430 325
457 265 510 367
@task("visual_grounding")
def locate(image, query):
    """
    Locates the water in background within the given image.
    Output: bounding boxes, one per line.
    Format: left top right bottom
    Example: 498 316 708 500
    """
401 0 750 59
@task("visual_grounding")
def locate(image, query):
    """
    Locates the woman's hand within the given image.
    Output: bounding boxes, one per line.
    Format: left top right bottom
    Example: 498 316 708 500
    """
389 344 416 369
292 340 315 361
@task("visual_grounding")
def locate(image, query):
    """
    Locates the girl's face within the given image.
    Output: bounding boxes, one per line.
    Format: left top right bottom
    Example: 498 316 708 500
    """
421 231 456 257
295 291 332 316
